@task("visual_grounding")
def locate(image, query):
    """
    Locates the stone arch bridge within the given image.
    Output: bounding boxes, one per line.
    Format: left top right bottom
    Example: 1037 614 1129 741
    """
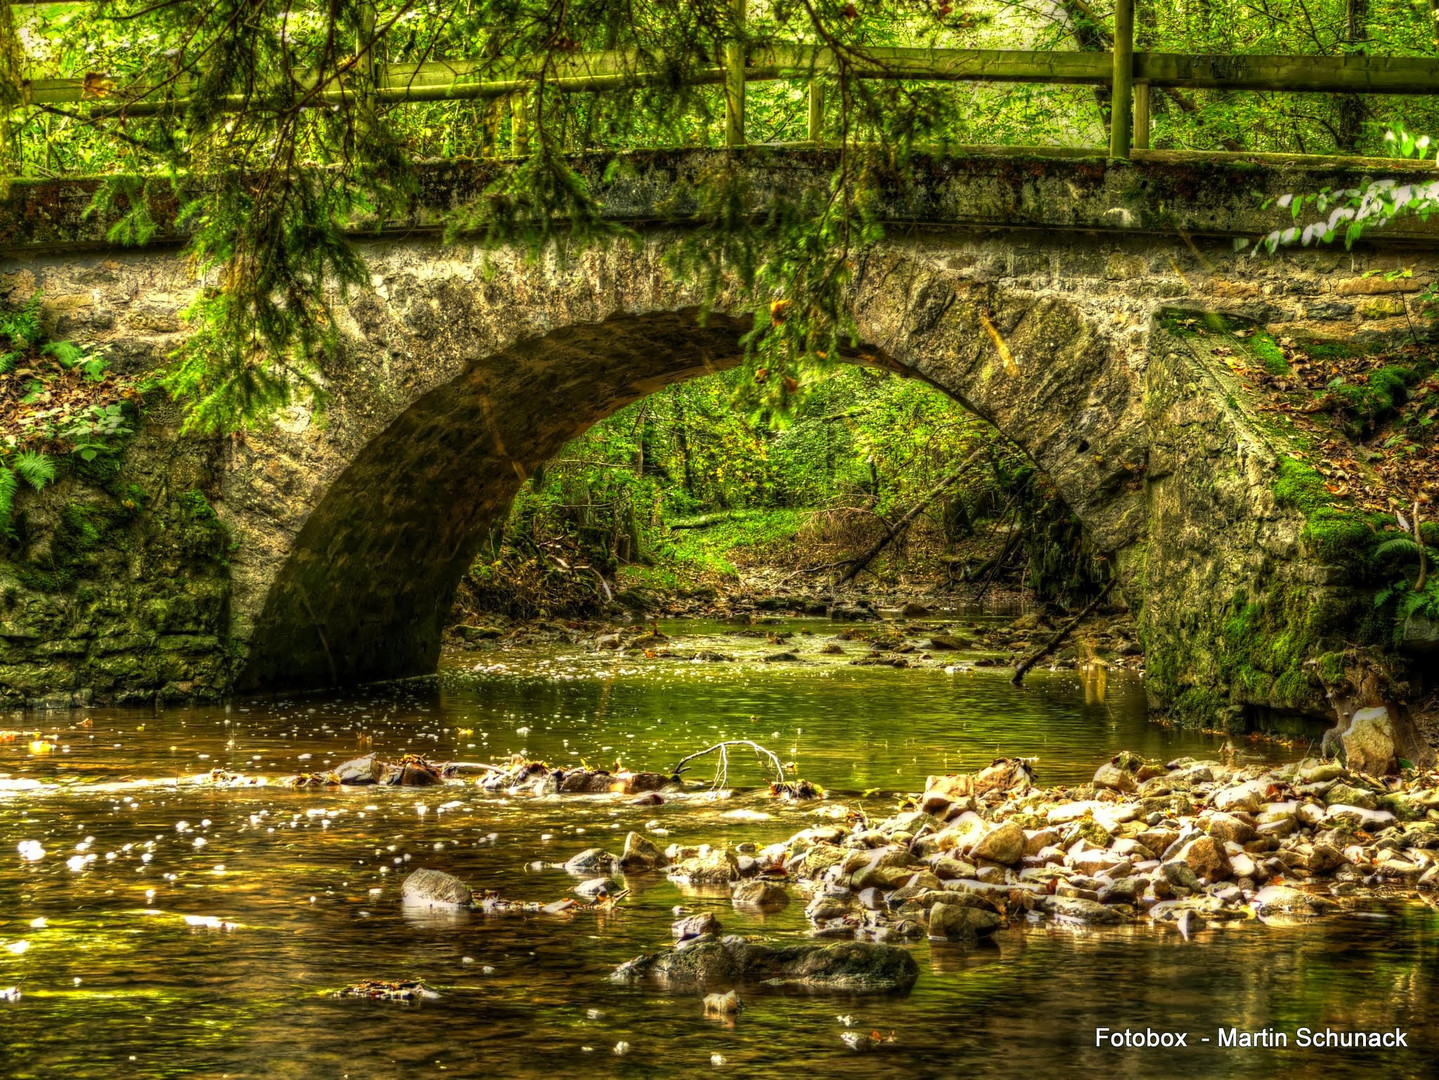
2 149 1436 721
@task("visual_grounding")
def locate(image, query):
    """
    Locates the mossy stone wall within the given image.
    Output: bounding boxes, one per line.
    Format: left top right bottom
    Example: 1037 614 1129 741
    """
0 401 231 706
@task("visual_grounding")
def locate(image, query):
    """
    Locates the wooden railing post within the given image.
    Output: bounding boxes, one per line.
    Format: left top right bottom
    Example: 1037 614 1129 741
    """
356 1 377 136
725 0 746 146
511 91 530 155
1110 0 1134 159
1134 79 1150 150
807 77 825 146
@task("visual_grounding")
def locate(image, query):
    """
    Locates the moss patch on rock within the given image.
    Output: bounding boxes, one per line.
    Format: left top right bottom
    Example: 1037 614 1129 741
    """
0 406 231 706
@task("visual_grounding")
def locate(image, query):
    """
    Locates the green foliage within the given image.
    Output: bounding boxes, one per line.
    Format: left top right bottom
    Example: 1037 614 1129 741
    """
83 174 160 248
0 294 43 352
0 467 17 535
158 175 380 434
1252 125 1439 254
59 403 134 462
0 452 57 534
1375 535 1422 560
13 451 56 492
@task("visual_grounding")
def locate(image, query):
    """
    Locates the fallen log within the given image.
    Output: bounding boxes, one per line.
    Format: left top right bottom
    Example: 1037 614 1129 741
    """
835 447 984 585
1011 576 1116 686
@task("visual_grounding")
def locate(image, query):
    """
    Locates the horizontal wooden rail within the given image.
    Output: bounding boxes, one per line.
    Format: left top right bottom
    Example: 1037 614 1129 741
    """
22 46 1439 113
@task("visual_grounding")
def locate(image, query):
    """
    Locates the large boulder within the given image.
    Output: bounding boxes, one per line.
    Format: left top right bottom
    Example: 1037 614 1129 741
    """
1180 836 1232 882
335 755 383 784
1203 812 1255 845
1093 760 1138 794
1211 781 1266 814
970 821 1025 865
927 902 1003 940
1342 707 1399 776
401 868 473 909
731 880 789 911
670 849 741 884
612 940 919 993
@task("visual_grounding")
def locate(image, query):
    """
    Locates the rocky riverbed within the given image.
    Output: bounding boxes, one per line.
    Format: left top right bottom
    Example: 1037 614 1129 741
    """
451 605 1144 677
521 719 1439 960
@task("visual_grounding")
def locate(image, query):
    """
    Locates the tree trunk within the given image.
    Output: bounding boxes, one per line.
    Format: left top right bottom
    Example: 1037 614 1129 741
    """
1338 0 1370 152
675 393 695 497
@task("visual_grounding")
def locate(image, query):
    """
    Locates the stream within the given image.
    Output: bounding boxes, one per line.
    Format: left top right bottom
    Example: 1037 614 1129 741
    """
2 618 1436 1078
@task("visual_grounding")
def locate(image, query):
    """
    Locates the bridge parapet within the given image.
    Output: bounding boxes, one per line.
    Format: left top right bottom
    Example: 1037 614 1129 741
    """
4 148 1439 256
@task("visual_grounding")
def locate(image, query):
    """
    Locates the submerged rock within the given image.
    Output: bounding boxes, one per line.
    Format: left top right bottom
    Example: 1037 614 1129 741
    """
334 979 439 1002
618 831 669 872
1037 895 1124 925
703 990 742 1015
401 868 473 909
927 902 1002 940
612 940 919 993
564 848 618 875
673 912 722 942
1251 885 1339 922
731 880 790 911
574 877 621 900
558 769 670 794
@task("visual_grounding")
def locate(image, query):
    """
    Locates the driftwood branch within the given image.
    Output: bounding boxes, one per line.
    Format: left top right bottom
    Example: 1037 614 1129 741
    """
1010 576 1117 686
835 447 985 585
671 740 786 788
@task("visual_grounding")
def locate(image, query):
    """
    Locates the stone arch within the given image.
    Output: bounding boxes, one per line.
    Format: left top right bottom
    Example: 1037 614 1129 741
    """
233 235 1146 691
236 308 752 689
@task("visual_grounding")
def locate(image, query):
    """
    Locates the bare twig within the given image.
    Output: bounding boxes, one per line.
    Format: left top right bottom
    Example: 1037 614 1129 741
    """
835 447 985 586
671 740 786 788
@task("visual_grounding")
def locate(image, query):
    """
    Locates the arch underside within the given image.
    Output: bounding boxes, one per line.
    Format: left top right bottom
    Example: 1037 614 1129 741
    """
237 309 751 691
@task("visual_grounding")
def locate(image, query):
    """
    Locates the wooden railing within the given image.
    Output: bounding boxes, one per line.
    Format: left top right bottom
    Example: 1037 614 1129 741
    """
17 0 1439 160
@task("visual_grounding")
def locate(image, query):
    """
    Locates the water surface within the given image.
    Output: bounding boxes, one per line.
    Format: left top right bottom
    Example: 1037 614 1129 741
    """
2 619 1432 1078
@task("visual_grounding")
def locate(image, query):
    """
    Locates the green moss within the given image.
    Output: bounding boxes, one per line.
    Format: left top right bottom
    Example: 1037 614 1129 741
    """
1314 650 1348 685
1301 340 1366 361
1323 365 1418 437
1274 457 1330 515
1301 508 1377 567
1249 333 1290 375
177 489 218 521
